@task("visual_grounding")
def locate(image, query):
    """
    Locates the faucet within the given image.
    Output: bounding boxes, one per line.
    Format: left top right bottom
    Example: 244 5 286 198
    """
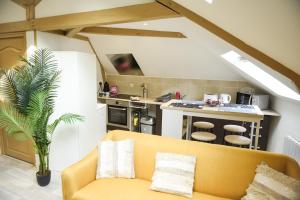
141 83 148 98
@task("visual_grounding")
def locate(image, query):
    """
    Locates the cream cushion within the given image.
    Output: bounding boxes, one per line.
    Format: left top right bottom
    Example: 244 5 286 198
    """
193 121 214 129
150 152 196 198
224 125 246 133
242 163 300 200
97 139 135 179
191 131 216 142
224 135 251 146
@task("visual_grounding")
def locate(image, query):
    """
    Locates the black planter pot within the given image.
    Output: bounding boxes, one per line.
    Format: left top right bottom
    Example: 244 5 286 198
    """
36 170 51 186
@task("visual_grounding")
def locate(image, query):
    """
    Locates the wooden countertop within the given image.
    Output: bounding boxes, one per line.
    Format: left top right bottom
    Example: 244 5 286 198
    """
97 96 163 105
261 110 280 117
161 99 264 119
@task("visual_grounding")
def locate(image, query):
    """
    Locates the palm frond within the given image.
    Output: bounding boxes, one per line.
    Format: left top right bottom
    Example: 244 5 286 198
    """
47 113 84 135
27 90 48 121
0 69 18 105
0 102 33 141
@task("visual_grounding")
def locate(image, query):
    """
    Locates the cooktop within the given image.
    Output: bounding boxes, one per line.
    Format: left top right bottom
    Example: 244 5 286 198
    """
170 102 204 109
100 94 140 100
168 101 257 114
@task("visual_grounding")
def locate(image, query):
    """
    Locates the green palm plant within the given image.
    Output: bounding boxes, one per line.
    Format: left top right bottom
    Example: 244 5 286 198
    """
0 49 83 182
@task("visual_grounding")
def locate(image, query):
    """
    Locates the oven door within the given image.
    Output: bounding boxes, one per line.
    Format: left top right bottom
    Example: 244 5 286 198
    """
107 106 129 128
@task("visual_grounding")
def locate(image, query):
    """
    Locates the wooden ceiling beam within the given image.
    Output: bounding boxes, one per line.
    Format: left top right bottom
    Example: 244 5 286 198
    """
44 30 89 41
87 39 106 82
156 0 300 90
80 27 186 38
0 2 179 34
65 27 85 37
26 5 35 20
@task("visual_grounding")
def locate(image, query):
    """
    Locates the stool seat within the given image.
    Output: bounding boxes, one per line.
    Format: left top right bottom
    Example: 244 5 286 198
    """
191 131 216 142
224 135 251 146
193 121 214 129
224 125 246 133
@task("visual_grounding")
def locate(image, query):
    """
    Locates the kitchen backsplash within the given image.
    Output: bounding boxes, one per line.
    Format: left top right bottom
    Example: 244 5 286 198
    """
106 75 260 102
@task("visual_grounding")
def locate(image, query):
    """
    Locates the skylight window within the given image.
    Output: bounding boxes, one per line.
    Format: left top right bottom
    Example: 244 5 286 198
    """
221 51 300 101
205 0 214 4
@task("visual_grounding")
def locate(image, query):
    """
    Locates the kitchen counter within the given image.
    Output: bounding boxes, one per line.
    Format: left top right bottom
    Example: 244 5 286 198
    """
160 99 264 150
97 96 163 105
261 110 280 117
161 99 264 118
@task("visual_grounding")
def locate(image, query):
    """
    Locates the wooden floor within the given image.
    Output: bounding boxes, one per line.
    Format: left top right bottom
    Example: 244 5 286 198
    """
0 155 62 200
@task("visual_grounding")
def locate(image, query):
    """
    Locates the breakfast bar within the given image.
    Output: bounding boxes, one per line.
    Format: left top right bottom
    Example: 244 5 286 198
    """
161 100 264 150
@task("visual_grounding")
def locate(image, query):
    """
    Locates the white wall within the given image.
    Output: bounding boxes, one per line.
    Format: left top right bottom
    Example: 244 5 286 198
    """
26 31 103 89
268 97 300 153
0 0 26 23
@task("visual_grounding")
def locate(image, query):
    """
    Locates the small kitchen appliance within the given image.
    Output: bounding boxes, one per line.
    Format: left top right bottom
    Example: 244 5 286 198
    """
219 93 231 104
252 94 269 110
236 92 252 105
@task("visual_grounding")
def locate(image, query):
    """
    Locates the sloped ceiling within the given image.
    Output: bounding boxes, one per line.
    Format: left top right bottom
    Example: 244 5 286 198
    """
174 0 300 75
35 0 153 18
0 0 26 23
1 0 299 98
84 17 245 81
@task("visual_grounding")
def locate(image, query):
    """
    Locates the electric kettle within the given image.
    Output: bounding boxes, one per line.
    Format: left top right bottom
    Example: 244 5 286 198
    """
219 93 231 104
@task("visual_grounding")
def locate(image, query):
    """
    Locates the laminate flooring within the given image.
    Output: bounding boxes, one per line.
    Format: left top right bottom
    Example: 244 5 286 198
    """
0 155 62 200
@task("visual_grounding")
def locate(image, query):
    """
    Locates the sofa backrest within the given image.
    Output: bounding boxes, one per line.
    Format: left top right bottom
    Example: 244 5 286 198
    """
106 130 300 199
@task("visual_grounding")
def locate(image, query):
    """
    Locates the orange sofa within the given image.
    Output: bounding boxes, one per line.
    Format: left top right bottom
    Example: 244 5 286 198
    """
61 130 300 200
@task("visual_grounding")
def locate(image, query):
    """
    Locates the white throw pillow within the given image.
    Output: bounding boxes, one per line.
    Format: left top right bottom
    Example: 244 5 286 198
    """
150 152 196 198
96 139 135 179
242 163 300 200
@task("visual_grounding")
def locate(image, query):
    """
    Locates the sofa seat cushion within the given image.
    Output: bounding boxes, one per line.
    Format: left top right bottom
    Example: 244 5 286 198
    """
72 178 232 200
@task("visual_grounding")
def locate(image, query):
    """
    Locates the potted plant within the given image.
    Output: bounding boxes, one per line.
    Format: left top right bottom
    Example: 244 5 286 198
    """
0 49 83 186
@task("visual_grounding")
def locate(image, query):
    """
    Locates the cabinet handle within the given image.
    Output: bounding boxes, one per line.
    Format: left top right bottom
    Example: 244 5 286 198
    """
109 107 127 111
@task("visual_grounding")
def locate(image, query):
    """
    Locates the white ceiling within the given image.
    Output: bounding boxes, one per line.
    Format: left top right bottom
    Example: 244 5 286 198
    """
35 0 153 18
84 17 245 80
1 0 299 99
0 0 26 23
174 0 300 75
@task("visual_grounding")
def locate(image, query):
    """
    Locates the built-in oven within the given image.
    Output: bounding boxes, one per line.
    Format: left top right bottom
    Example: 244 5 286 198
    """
106 99 130 129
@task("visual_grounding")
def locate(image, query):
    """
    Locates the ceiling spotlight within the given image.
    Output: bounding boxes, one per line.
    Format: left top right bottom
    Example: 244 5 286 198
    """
205 0 213 4
143 22 148 26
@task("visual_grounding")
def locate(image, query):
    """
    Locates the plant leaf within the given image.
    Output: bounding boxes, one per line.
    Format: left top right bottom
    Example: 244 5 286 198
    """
0 102 33 141
48 113 84 135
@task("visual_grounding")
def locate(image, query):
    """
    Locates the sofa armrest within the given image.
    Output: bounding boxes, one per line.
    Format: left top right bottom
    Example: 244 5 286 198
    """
285 157 300 180
61 149 98 200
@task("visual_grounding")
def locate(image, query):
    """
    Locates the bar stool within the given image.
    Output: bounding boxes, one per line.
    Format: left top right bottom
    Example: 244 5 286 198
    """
191 121 216 143
223 124 251 148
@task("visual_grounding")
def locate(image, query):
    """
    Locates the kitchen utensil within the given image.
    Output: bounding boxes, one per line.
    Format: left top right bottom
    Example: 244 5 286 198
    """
204 94 218 102
220 93 231 104
205 99 219 107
